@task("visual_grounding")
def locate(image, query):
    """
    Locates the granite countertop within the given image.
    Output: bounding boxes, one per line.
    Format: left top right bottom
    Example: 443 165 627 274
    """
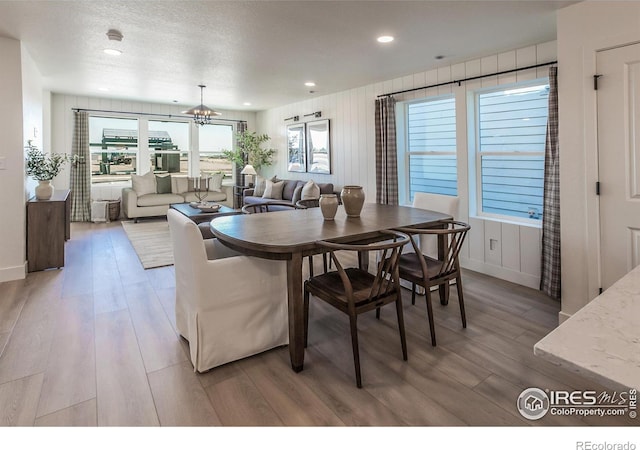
534 265 640 391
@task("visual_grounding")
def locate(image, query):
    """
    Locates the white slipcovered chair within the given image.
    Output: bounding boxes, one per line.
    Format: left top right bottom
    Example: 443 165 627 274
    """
167 209 288 372
406 193 460 298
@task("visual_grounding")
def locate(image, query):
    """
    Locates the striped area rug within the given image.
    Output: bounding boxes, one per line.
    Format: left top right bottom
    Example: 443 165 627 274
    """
121 220 174 269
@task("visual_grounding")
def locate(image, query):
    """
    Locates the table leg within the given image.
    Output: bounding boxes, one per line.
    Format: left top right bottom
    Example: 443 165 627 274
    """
358 250 369 271
438 231 450 305
287 252 305 372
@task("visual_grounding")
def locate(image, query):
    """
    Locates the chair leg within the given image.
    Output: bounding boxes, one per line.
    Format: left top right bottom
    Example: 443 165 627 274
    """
348 313 362 388
456 274 467 328
304 289 310 348
425 287 437 346
411 282 416 305
308 255 314 278
395 292 408 361
375 307 380 319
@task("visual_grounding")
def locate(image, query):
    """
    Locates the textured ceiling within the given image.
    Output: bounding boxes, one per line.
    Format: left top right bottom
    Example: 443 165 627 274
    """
0 1 575 111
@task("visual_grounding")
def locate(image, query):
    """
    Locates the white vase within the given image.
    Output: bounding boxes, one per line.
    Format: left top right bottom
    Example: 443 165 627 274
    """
341 185 365 217
319 194 339 220
35 180 54 200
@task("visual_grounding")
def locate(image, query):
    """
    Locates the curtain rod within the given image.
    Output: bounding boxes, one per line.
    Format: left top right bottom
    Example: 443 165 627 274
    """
377 61 557 98
71 108 247 123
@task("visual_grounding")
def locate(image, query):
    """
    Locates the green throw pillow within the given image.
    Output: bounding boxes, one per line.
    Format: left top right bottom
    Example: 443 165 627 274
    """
156 175 172 194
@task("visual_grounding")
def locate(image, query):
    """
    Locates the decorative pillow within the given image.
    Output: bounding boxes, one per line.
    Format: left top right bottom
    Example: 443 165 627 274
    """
301 180 320 200
253 175 276 197
131 171 156 196
155 175 172 194
208 173 223 192
172 176 189 194
262 179 285 200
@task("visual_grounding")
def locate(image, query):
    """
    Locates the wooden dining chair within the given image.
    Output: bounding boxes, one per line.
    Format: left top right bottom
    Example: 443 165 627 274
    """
241 202 297 214
304 230 410 388
395 220 470 347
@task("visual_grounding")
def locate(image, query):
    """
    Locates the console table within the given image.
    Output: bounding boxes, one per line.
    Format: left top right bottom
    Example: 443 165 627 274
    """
27 189 71 272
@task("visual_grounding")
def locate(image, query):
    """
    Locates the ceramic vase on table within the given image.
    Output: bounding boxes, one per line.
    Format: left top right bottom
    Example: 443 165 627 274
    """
341 185 365 217
35 180 54 200
319 194 339 220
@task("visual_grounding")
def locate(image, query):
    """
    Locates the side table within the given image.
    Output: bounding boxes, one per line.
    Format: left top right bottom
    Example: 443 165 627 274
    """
233 185 248 209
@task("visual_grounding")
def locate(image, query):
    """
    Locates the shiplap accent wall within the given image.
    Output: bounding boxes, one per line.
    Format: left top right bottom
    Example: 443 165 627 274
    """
50 93 257 200
256 41 556 289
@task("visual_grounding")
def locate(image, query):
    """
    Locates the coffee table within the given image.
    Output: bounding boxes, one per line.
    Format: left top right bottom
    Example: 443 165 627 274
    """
170 202 237 224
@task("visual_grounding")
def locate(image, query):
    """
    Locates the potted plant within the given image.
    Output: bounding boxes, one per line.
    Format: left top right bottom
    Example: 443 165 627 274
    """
222 130 276 173
25 142 72 200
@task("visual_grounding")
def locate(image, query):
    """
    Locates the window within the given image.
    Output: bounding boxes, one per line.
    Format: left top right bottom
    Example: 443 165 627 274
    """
400 96 457 203
89 117 138 184
148 120 189 176
198 123 234 179
474 82 548 221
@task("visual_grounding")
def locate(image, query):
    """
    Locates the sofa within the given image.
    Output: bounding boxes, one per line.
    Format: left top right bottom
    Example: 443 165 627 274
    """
242 177 334 209
122 172 229 222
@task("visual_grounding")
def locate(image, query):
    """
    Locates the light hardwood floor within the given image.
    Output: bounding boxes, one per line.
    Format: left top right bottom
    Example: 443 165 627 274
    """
0 221 634 427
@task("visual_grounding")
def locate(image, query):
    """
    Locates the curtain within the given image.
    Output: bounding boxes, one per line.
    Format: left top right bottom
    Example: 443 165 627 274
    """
540 66 560 299
235 121 247 186
375 96 398 205
70 110 91 222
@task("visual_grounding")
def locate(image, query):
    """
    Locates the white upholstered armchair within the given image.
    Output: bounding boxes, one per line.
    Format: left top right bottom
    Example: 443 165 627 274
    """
167 209 288 372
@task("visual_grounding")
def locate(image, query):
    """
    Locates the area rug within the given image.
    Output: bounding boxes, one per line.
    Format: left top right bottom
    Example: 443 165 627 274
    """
121 220 173 269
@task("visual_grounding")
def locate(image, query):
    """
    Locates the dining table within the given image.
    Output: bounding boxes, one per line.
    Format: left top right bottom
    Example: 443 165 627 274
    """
210 203 452 372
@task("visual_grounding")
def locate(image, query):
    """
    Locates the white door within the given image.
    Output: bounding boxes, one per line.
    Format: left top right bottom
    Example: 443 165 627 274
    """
597 42 640 290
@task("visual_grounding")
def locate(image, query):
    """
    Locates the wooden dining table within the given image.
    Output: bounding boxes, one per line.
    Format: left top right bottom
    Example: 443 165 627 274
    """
210 203 452 372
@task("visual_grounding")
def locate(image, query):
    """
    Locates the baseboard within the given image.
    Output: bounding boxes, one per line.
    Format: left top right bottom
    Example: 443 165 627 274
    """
460 257 540 290
0 262 27 283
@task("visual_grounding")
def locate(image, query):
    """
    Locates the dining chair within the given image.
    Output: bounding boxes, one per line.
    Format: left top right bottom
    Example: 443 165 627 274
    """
395 220 470 346
241 202 297 214
304 230 410 388
295 198 329 275
409 192 460 302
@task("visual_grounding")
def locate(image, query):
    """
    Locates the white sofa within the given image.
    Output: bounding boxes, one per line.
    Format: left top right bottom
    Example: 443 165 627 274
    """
167 209 289 372
122 175 230 222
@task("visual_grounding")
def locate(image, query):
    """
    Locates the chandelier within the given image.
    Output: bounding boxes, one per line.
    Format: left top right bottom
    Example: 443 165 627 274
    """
183 84 221 126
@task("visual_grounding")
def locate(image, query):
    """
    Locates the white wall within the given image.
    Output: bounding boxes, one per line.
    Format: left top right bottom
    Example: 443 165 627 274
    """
0 37 27 281
256 41 556 290
51 93 257 200
557 1 640 319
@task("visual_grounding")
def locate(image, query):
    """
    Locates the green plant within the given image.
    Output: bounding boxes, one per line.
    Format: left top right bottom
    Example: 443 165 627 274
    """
25 143 71 181
222 131 276 172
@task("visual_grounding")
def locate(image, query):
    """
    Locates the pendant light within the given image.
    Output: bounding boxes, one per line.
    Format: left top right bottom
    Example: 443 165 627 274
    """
183 84 221 125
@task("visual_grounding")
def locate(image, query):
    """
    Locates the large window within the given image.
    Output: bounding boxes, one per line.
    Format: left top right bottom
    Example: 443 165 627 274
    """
474 81 548 221
89 117 138 184
199 123 234 179
148 120 189 176
401 96 457 203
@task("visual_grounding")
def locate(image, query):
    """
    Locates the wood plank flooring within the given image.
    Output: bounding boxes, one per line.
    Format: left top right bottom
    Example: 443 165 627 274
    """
0 221 635 427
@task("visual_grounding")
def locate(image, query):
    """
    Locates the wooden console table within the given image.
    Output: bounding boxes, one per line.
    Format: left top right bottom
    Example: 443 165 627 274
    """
27 189 71 272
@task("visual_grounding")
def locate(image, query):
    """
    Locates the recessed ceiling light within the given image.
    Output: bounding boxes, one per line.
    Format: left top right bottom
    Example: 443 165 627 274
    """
98 87 109 92
243 102 252 106
377 35 394 43
104 48 122 56
304 82 316 87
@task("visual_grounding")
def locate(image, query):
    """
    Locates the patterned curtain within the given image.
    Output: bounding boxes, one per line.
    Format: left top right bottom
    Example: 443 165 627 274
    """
70 110 91 222
375 96 398 205
540 66 560 299
235 121 247 186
